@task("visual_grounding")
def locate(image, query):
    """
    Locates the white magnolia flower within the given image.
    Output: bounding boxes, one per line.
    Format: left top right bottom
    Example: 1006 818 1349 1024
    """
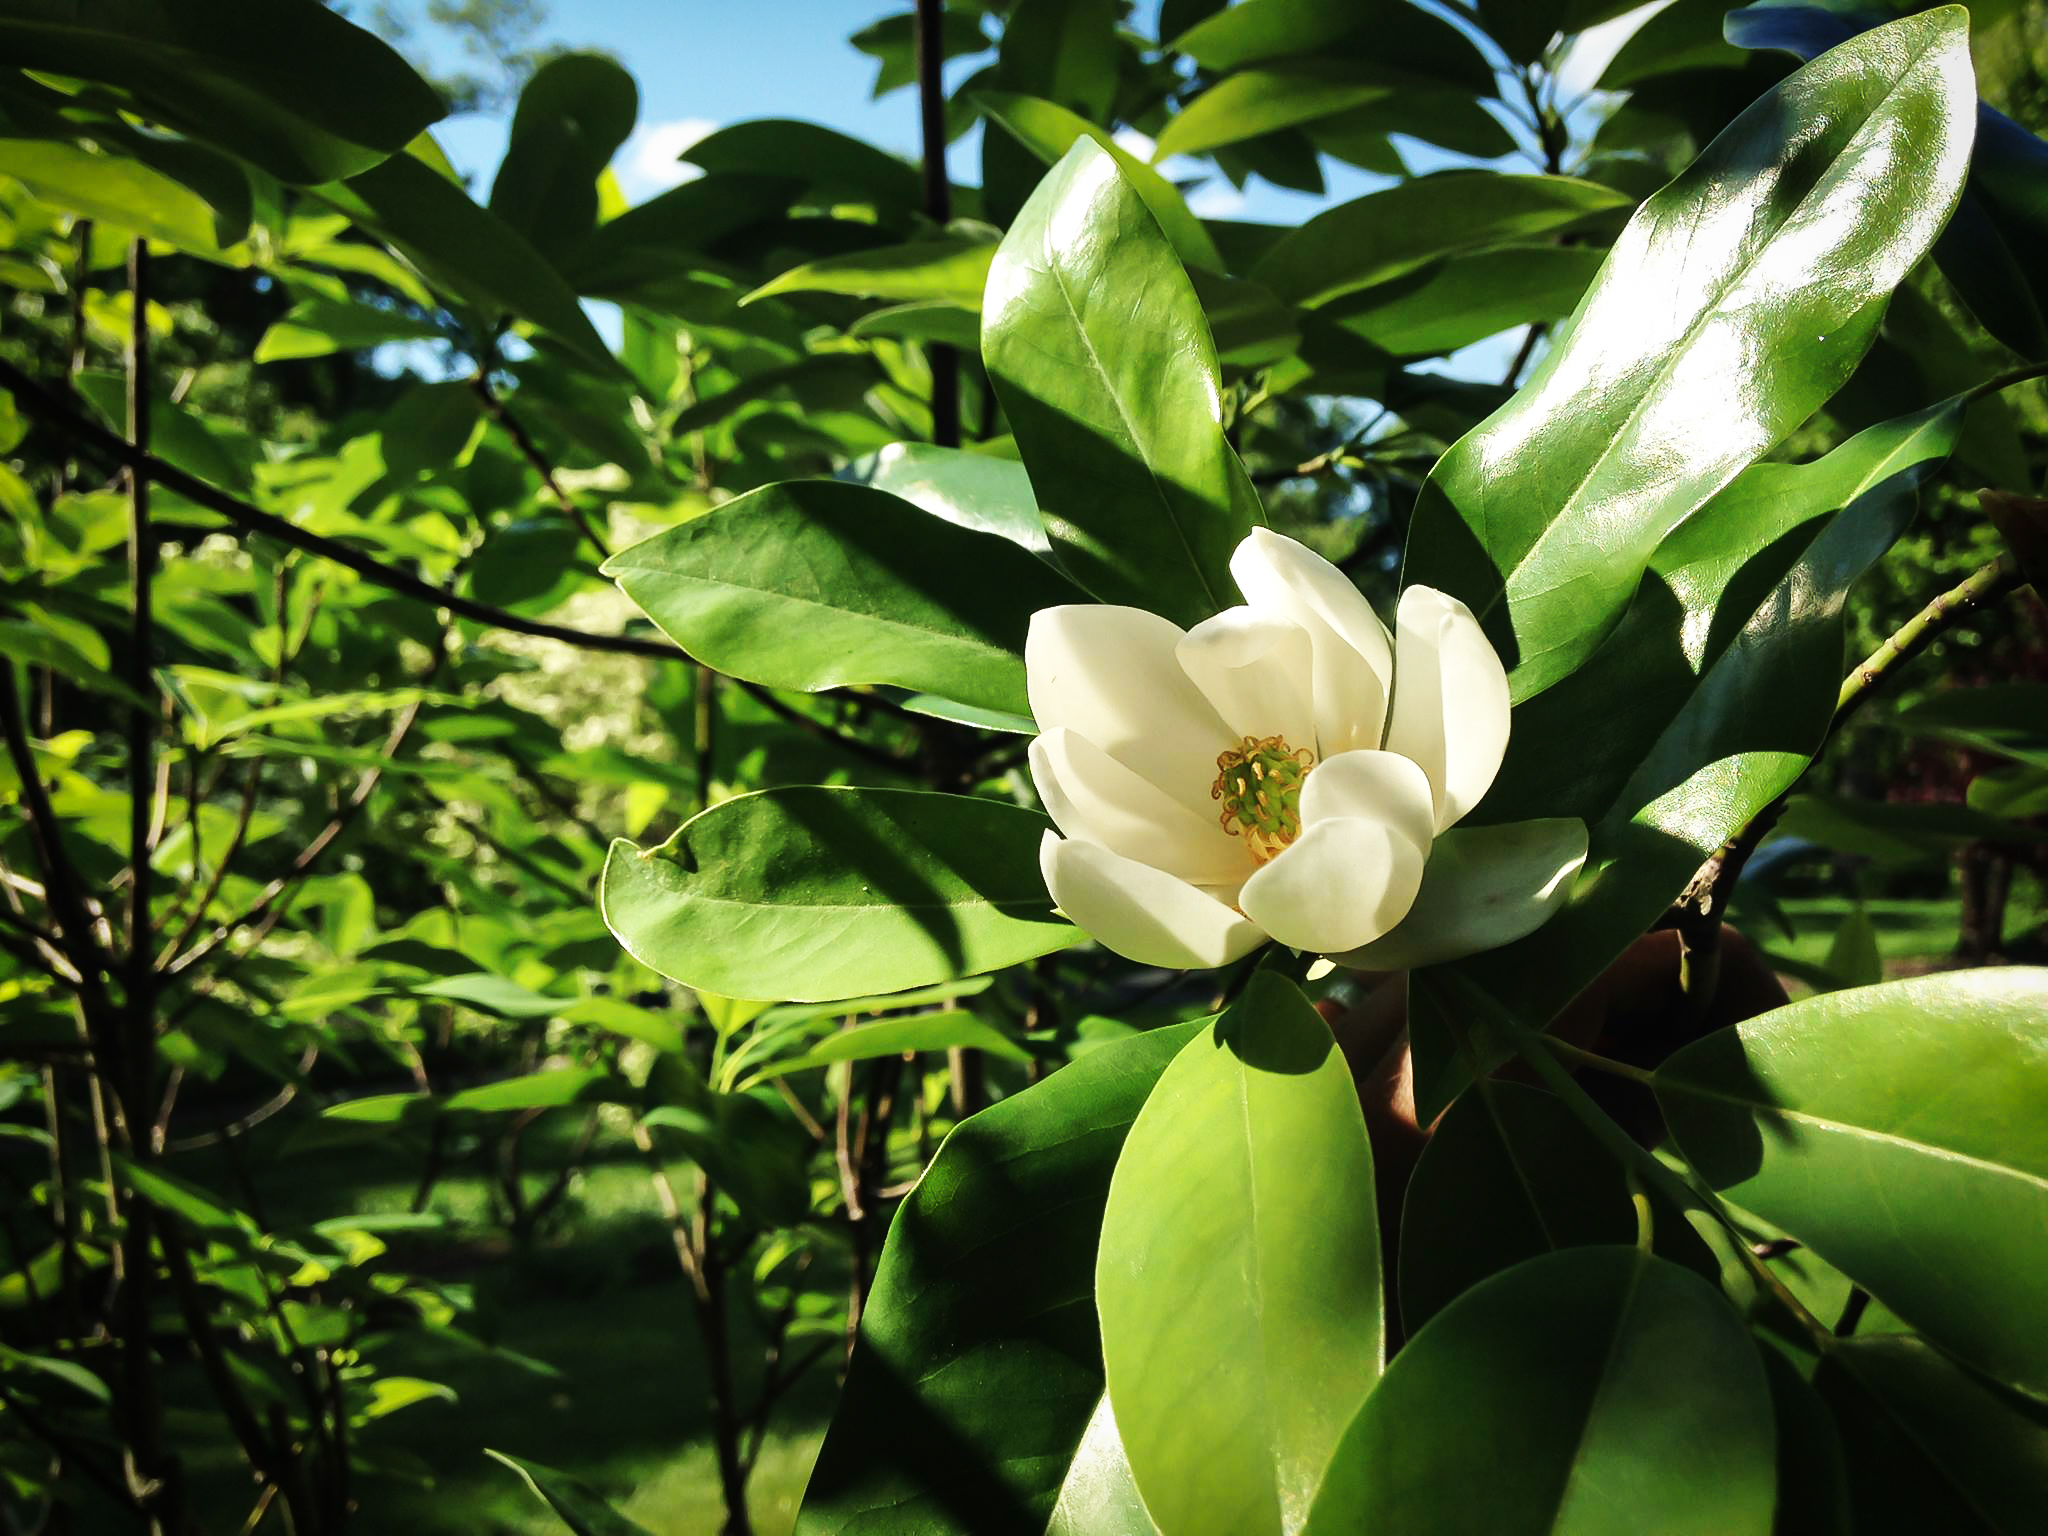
1027 528 1587 970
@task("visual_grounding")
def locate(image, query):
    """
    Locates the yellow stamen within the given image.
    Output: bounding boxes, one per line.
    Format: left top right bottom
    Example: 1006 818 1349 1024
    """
1211 735 1314 864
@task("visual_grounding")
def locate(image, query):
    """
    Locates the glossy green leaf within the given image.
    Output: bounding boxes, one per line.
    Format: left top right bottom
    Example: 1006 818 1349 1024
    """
486 1449 655 1536
746 236 997 309
840 443 1050 554
560 171 798 302
1817 1337 2048 1535
1044 1397 1158 1535
252 297 445 361
1657 969 2048 1399
1402 9 1974 699
0 0 443 184
1305 1248 1776 1535
603 479 1083 716
1098 973 1380 1536
741 1010 1030 1086
1252 173 1626 310
1399 1082 1636 1331
1328 245 1605 359
1411 401 1959 1118
600 788 1073 1003
322 153 616 370
799 1020 1204 1533
975 91 1224 271
0 140 220 252
983 140 1261 627
488 54 639 265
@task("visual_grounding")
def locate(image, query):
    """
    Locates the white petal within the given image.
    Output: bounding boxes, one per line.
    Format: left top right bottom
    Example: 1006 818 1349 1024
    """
1330 818 1587 972
1040 833 1267 970
1027 605 1231 818
1384 584 1511 834
1237 816 1427 956
1174 606 1316 750
1300 748 1437 855
1230 527 1394 756
1029 728 1250 886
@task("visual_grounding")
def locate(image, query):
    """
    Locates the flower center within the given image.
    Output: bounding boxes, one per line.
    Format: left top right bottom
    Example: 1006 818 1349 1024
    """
1211 735 1315 865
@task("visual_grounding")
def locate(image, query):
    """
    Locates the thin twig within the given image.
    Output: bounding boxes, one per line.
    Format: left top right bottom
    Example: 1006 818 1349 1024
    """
470 370 611 557
0 357 676 662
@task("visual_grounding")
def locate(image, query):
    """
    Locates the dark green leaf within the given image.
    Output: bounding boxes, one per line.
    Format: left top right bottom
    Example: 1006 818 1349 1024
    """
0 0 443 184
799 1020 1202 1534
442 1068 627 1114
1305 1249 1776 1535
747 236 997 309
1251 173 1626 309
1328 245 1604 360
489 54 640 265
1399 1082 1636 1331
1817 1337 2048 1535
0 139 219 252
253 297 446 362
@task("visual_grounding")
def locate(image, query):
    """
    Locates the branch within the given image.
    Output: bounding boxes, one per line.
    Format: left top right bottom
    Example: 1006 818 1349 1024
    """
0 357 678 662
163 689 427 977
734 678 915 775
913 0 960 449
1676 552 2029 949
470 370 611 558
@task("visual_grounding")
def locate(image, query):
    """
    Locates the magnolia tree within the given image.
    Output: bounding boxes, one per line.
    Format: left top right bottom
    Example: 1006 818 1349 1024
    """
1 1 2046 1535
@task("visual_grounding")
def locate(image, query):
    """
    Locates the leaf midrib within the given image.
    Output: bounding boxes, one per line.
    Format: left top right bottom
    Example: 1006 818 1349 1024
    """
1475 24 1945 628
1036 181 1226 613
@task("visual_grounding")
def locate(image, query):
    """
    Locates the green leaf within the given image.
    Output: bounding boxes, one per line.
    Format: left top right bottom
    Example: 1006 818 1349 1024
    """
0 1344 109 1404
746 236 997 309
999 0 1120 122
1170 0 1494 93
602 479 1084 717
840 443 1050 554
1402 9 1974 699
639 1066 812 1228
1759 1347 1851 1536
442 1068 627 1114
1398 1082 1636 1331
1155 63 1405 160
975 91 1224 272
0 0 444 184
1411 400 1960 1118
560 171 798 302
1656 968 2048 1400
847 302 984 348
1773 793 2046 863
600 788 1073 1003
488 54 639 265
1044 1397 1158 1535
799 1019 1203 1533
0 140 220 252
252 297 446 361
322 153 616 371
1892 684 2048 769
486 1449 655 1536
851 10 992 99
1305 1249 1777 1535
681 120 921 215
1817 1337 2048 1535
741 1011 1029 1086
983 140 1261 628
1251 172 1626 310
1327 245 1605 360
1821 905 1882 989
1098 973 1380 1536
410 973 574 1020
363 1376 458 1419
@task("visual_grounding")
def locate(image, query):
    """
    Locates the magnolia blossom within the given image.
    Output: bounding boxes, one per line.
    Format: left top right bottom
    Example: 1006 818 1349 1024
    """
1027 528 1586 970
